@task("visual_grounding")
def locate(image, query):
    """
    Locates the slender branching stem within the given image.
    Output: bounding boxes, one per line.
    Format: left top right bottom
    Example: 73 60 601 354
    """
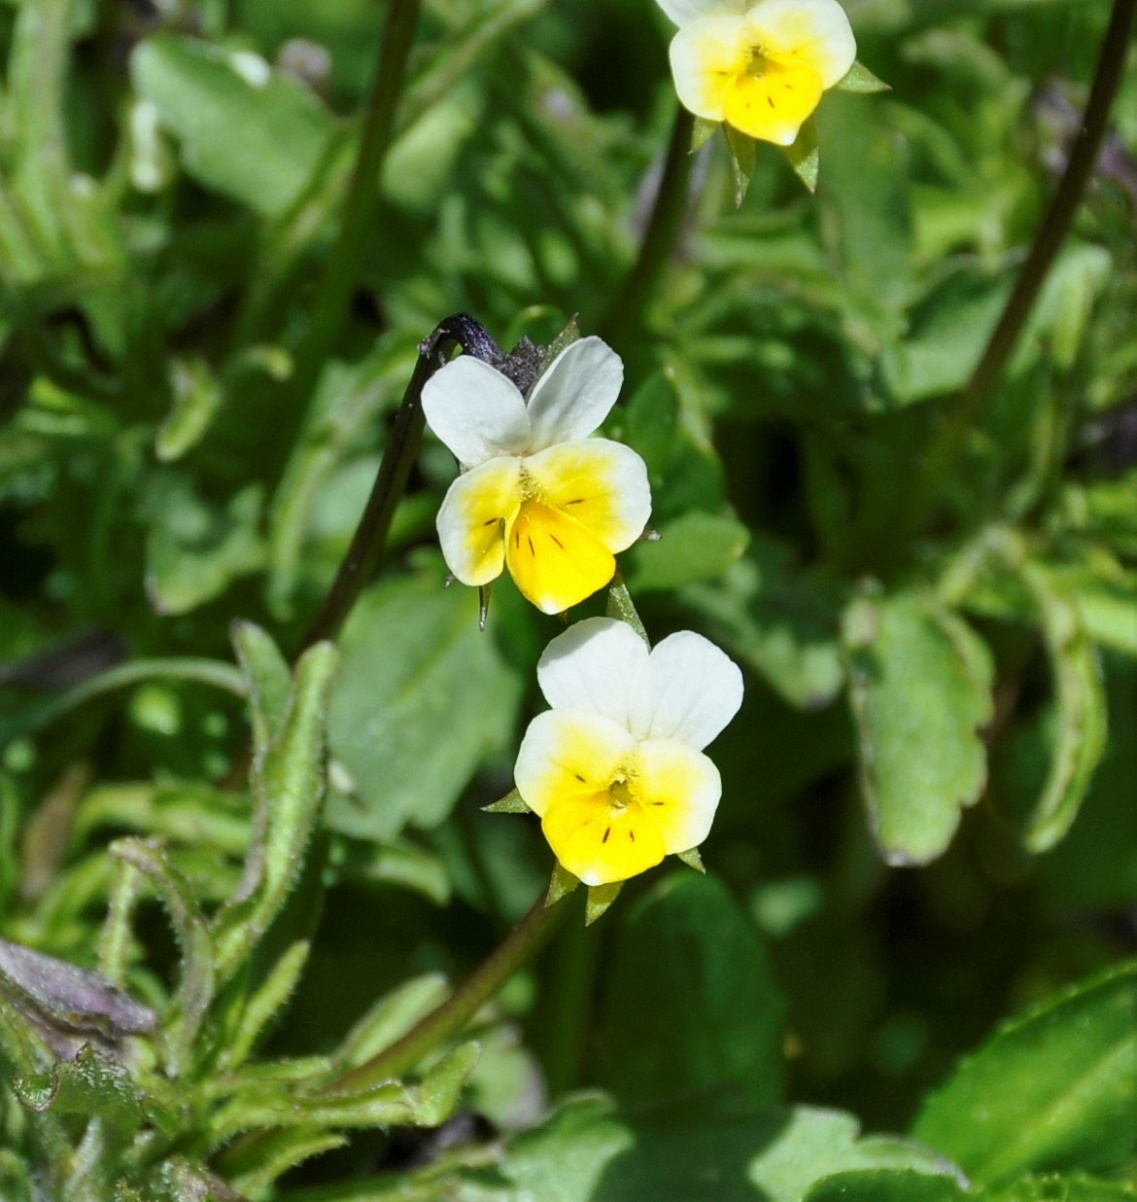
298 314 502 651
916 0 1135 524
323 885 575 1094
601 105 696 347
272 0 421 468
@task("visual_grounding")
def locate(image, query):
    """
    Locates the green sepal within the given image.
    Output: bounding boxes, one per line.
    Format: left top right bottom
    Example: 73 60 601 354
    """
607 571 649 646
835 60 890 94
782 118 820 194
675 846 706 874
724 124 757 208
585 881 623 925
544 314 581 364
482 788 531 814
546 863 580 907
691 116 719 152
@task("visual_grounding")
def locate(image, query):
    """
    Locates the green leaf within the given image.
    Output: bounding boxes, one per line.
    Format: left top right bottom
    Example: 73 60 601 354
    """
807 1170 968 1201
130 35 337 217
684 538 845 710
107 838 214 1078
842 590 994 864
491 1095 959 1202
144 475 265 617
984 1176 1137 1202
623 511 749 593
912 961 1137 1185
835 61 891 94
231 620 293 752
213 638 339 983
155 357 223 463
325 566 524 841
15 1044 143 1139
816 93 911 313
1018 563 1108 852
783 117 820 193
597 873 785 1106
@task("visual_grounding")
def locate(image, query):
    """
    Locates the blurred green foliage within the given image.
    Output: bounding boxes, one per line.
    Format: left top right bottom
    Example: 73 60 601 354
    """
1 0 1135 1197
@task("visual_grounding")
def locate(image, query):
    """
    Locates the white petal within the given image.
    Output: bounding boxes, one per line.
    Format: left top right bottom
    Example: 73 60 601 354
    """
525 337 624 448
435 457 521 586
536 617 649 730
669 16 750 122
422 357 532 468
657 0 747 27
630 631 744 749
514 709 637 819
634 738 722 853
745 0 856 89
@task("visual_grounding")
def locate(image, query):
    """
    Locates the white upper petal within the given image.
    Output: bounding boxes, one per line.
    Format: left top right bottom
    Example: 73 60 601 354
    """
422 357 532 468
656 0 747 26
537 617 649 731
630 631 744 749
525 337 624 448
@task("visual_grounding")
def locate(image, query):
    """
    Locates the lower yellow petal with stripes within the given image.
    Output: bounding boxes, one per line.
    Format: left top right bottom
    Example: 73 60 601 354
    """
505 500 616 614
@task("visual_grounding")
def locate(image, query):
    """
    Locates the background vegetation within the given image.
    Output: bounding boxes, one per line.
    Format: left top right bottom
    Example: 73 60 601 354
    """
0 0 1134 1198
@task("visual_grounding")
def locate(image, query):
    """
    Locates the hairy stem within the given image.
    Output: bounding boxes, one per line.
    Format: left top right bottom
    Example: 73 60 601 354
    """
601 105 696 347
298 314 503 651
325 884 575 1093
272 0 420 468
917 0 1135 522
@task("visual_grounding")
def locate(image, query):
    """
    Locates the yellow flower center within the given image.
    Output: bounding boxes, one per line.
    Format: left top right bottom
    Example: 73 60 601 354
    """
724 46 823 145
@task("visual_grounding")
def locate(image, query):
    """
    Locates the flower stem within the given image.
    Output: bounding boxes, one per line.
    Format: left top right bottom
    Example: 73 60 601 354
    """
298 314 502 651
324 884 575 1094
272 0 421 470
601 105 696 347
915 0 1135 525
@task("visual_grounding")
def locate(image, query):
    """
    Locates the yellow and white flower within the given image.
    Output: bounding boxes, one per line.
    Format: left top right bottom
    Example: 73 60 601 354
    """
659 0 856 146
422 337 651 615
514 617 744 886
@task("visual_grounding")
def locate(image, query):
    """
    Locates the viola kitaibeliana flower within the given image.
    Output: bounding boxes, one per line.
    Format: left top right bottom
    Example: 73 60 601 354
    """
514 618 744 886
422 337 651 615
659 0 857 146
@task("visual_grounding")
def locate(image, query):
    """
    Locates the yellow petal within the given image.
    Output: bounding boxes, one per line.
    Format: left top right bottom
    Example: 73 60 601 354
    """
514 710 636 819
669 15 750 121
436 458 522 586
524 439 651 554
505 499 616 614
541 795 665 886
632 739 722 855
722 58 822 145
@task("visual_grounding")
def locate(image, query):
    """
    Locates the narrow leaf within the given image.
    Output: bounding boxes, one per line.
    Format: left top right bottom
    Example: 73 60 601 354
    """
912 961 1137 1185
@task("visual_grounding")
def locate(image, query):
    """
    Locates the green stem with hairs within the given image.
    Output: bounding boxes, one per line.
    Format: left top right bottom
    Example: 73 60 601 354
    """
0 659 246 750
324 885 575 1094
601 105 696 347
271 0 421 467
915 0 1135 527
